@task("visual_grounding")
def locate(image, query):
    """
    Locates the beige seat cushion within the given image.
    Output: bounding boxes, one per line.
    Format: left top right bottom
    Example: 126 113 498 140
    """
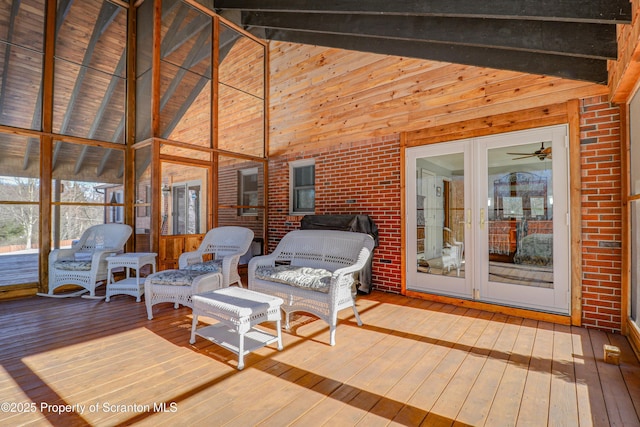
53 260 92 271
147 270 207 286
183 259 222 273
255 265 337 293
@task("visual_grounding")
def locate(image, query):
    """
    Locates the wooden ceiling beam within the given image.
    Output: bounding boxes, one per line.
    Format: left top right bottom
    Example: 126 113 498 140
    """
87 54 126 144
161 68 211 138
52 141 62 171
0 0 22 115
265 29 609 83
161 3 212 60
24 0 72 172
244 11 617 60
215 1 626 83
117 160 124 179
218 25 242 60
139 14 215 140
22 137 36 171
58 3 123 137
5 1 44 173
112 117 125 146
73 145 89 175
160 30 210 106
97 149 112 177
55 0 74 31
214 0 631 24
160 4 192 58
159 45 211 138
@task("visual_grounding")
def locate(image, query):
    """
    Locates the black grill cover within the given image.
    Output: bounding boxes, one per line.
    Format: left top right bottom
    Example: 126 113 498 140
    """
300 214 378 294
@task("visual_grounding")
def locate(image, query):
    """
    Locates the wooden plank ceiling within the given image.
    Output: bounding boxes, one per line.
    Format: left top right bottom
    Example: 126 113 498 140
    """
1 0 631 183
213 0 632 84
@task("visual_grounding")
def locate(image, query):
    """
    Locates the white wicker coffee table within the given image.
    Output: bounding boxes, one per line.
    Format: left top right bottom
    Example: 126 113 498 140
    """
189 287 284 370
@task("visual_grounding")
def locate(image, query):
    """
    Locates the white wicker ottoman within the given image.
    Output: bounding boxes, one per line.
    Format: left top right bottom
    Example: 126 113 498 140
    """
189 287 284 370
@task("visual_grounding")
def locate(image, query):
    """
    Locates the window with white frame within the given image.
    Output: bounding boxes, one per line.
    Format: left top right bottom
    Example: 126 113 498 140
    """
290 159 315 214
238 167 258 216
109 190 124 223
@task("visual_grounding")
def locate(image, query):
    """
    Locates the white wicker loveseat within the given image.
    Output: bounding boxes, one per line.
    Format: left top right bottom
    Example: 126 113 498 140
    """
248 229 375 346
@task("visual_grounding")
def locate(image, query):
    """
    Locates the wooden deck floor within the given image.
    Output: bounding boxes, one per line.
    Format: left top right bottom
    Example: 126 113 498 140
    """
0 252 38 286
1 292 639 426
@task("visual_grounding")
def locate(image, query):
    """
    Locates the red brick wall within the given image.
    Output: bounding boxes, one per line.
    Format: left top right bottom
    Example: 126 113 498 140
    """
268 135 403 293
580 95 623 332
266 97 624 331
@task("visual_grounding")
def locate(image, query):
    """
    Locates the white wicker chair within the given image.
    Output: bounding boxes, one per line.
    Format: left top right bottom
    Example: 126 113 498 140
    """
144 270 223 319
178 226 254 287
442 227 464 276
43 224 132 298
248 230 375 346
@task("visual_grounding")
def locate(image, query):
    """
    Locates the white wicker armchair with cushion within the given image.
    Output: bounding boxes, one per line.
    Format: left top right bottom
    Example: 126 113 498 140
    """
248 230 375 346
42 223 133 298
144 269 223 320
178 226 254 287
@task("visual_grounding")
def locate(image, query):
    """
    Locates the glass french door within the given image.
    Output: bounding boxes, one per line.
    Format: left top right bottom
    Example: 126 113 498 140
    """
407 125 570 314
172 182 202 235
407 140 472 298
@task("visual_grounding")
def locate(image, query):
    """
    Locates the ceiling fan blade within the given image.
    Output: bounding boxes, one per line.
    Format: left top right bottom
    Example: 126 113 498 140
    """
509 143 552 160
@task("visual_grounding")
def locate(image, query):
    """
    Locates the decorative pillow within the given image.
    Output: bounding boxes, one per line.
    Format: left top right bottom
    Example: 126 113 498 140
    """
147 270 209 286
255 265 334 293
183 259 222 273
54 260 92 271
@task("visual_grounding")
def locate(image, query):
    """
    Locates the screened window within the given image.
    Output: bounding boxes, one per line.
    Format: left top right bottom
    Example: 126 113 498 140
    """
0 133 40 286
53 0 127 143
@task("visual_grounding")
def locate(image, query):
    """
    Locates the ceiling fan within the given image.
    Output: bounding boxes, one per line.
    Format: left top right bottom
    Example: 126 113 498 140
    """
507 141 552 161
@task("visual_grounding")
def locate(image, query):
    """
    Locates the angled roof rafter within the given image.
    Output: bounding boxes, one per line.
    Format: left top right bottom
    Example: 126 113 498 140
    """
53 2 123 171
214 0 632 24
97 149 113 177
264 28 609 83
214 0 630 83
243 11 618 60
87 54 126 143
0 0 22 116
73 145 89 175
